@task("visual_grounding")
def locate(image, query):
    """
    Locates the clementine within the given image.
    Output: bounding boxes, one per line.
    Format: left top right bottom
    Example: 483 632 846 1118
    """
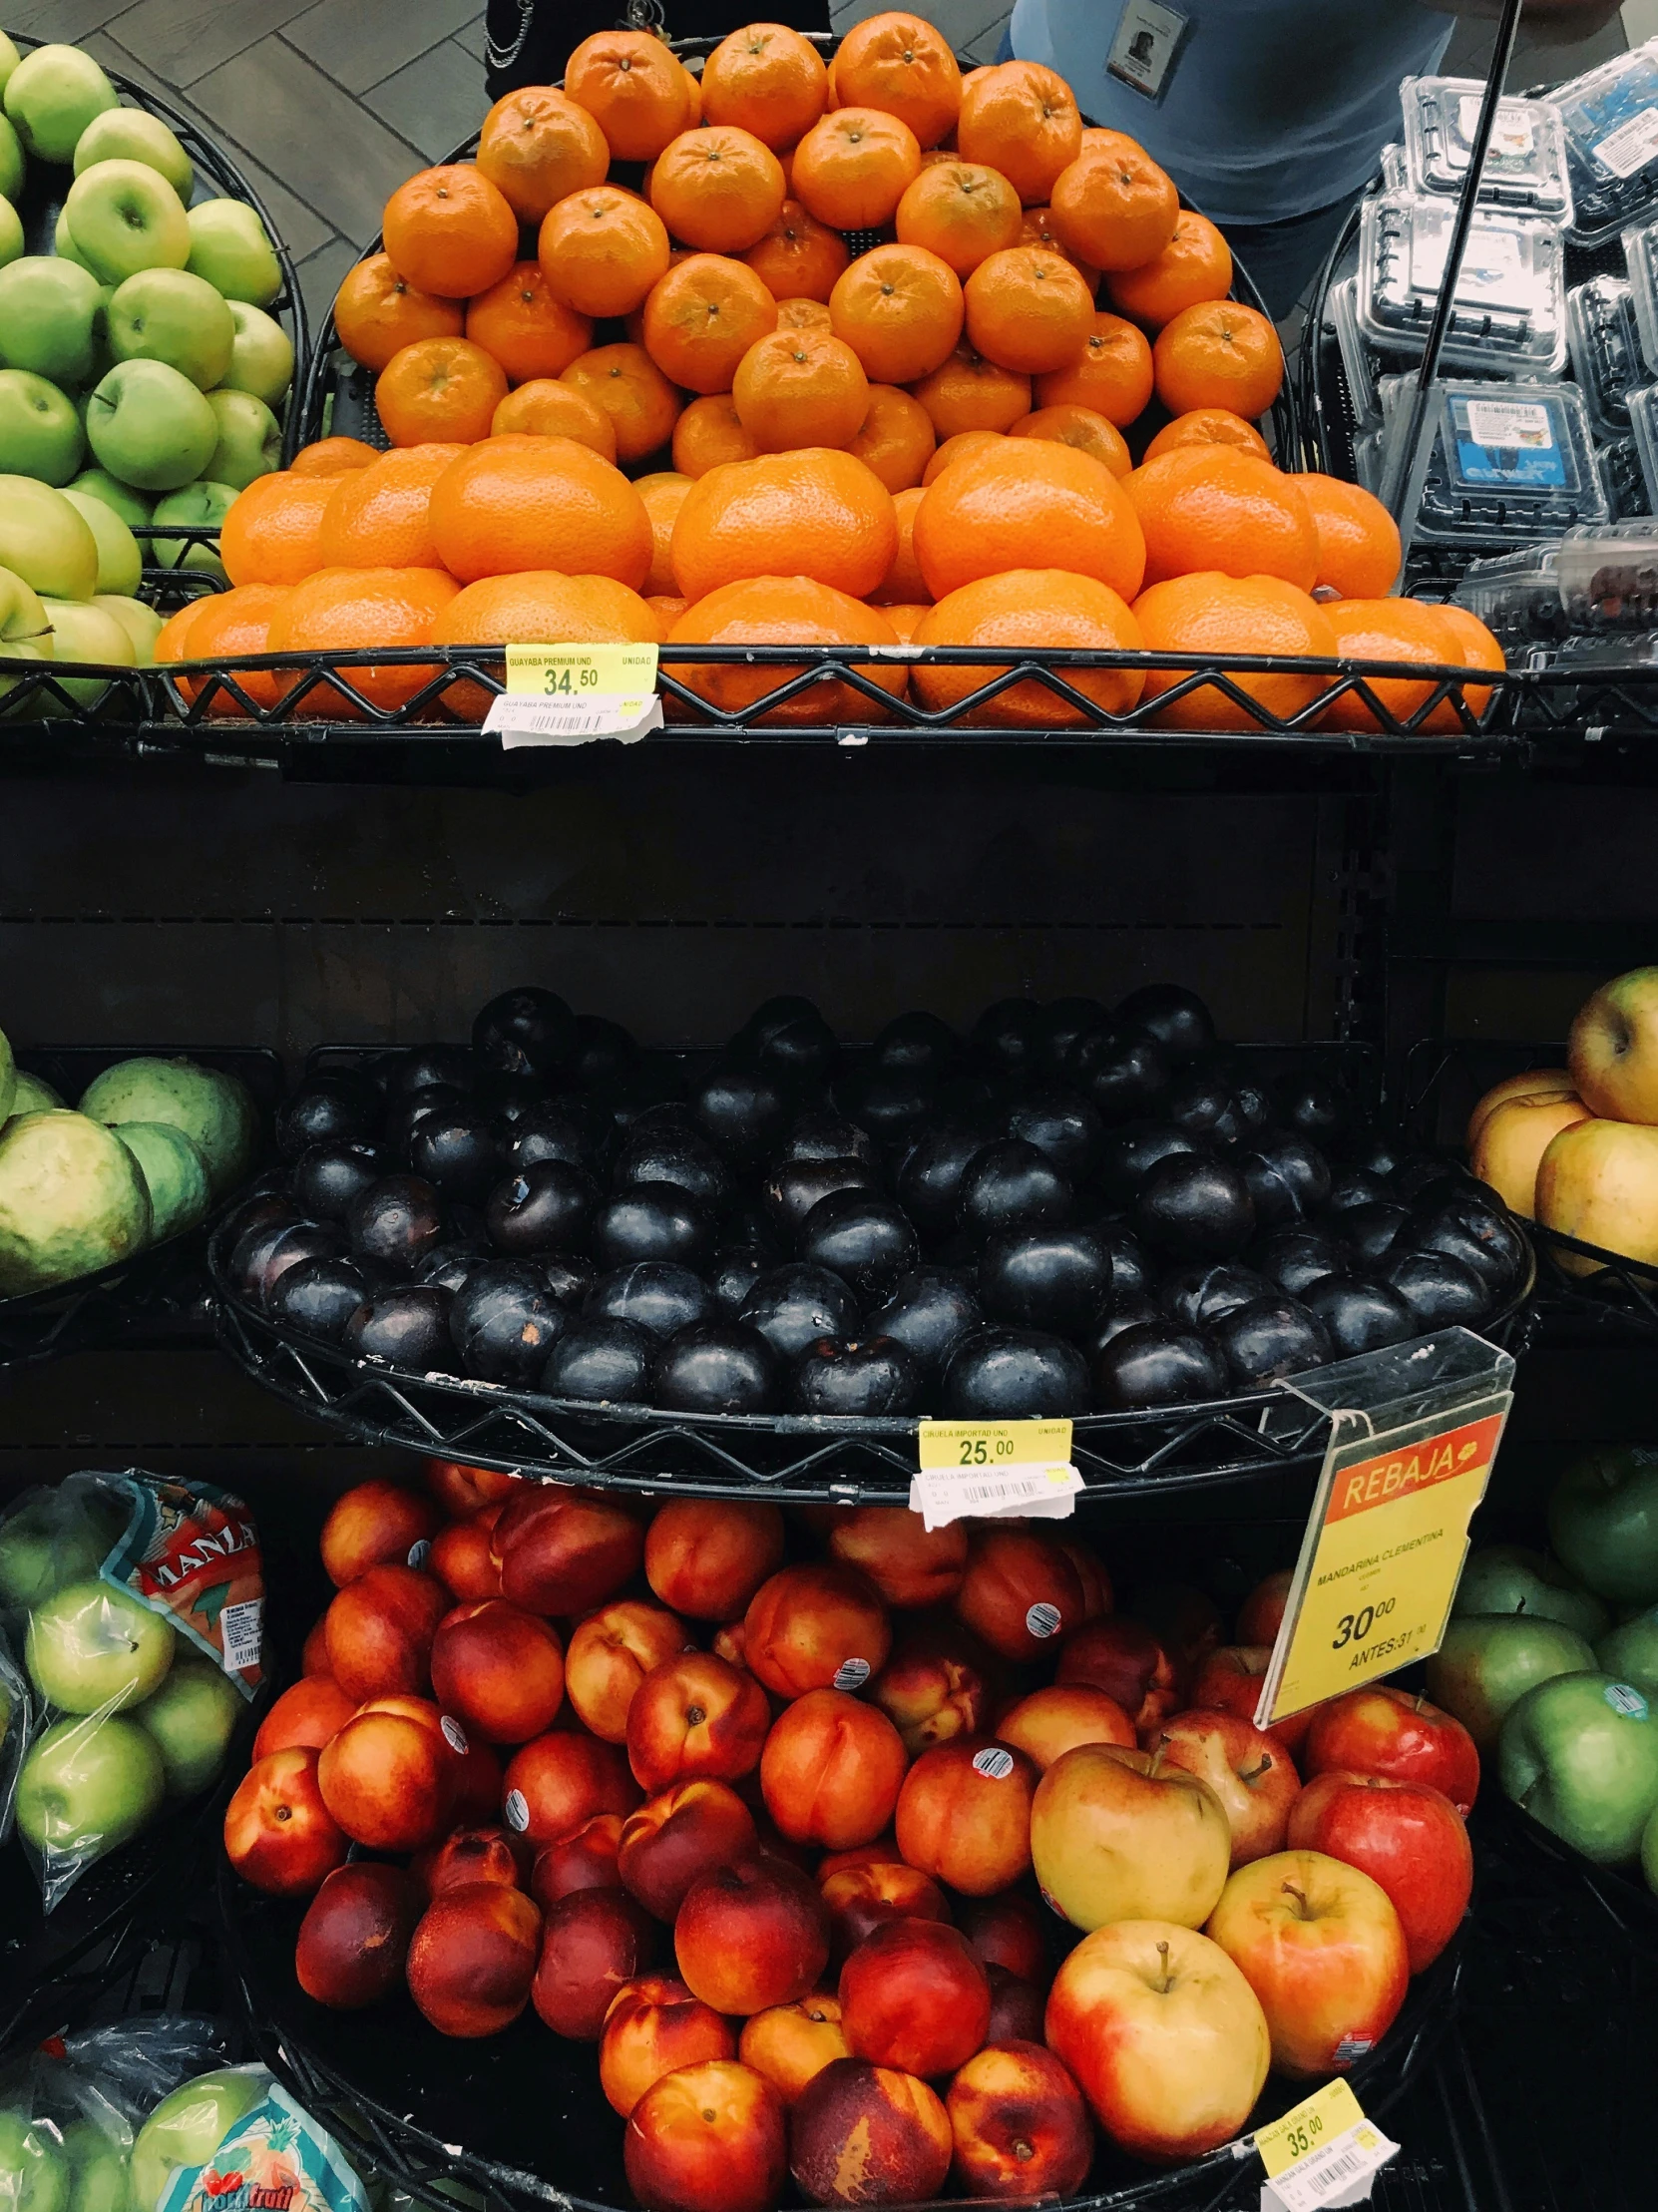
465 261 593 384
791 107 921 230
1154 300 1283 419
1134 572 1336 730
845 382 936 493
565 30 692 161
666 576 906 724
1143 409 1271 464
956 62 1080 206
914 438 1145 603
540 187 672 319
870 482 930 602
672 393 762 476
895 160 1023 278
376 336 508 446
220 473 339 588
699 22 828 151
1293 473 1404 600
731 325 870 451
1049 137 1179 273
647 594 689 629
1125 447 1316 590
428 436 652 588
179 584 292 713
264 566 461 715
1034 310 1152 427
642 253 778 394
1019 202 1097 282
317 442 466 570
382 166 518 300
1106 211 1232 327
289 438 379 478
435 570 659 719
649 126 787 253
881 601 928 643
560 342 682 463
1427 603 1505 728
963 245 1093 375
913 570 1145 724
333 252 462 373
775 295 833 330
741 199 850 302
832 13 962 149
1011 404 1130 478
635 470 694 596
476 86 610 222
152 596 214 666
910 344 1031 438
921 427 1005 484
829 241 963 385
670 447 898 601
1319 598 1470 732
490 379 618 458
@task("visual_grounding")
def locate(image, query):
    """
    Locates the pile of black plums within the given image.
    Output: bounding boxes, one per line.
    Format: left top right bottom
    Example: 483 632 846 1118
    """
225 984 1527 1420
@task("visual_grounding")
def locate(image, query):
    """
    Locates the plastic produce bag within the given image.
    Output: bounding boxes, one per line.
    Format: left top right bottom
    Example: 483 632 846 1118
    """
134 2069 367 2212
0 1471 264 1910
0 2019 229 2212
0 1624 30 1847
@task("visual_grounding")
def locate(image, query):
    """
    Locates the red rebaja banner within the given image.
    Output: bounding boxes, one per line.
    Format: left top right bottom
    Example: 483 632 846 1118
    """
102 1473 264 1696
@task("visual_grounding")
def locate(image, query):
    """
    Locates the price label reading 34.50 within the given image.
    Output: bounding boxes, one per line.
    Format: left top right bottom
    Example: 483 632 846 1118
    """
485 643 663 747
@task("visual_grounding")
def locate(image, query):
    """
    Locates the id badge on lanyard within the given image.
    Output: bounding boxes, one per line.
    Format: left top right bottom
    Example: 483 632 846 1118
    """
1106 0 1192 103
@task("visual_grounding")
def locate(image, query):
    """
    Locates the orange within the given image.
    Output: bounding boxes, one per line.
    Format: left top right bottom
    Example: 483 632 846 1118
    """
317 442 466 570
1143 409 1271 464
178 584 292 713
382 166 518 300
1106 212 1232 327
476 86 610 222
871 483 930 601
832 13 962 149
741 199 850 302
829 242 963 385
846 384 936 492
700 22 829 151
289 438 379 478
1428 603 1504 728
776 295 832 331
540 187 672 319
561 342 682 463
882 601 928 643
491 378 618 458
732 326 870 452
922 427 1005 484
1155 300 1284 419
895 161 1022 278
1125 447 1315 591
666 577 906 725
375 336 508 446
1293 473 1403 600
1049 138 1179 273
265 567 461 716
1011 404 1130 478
1134 573 1336 730
647 594 689 629
913 570 1145 725
956 63 1080 207
635 470 694 596
914 439 1145 603
1318 599 1470 732
791 108 921 230
910 344 1030 438
333 252 462 373
221 473 339 588
465 261 592 384
152 595 214 667
649 127 787 254
671 447 898 601
964 246 1093 376
642 253 778 394
672 393 762 476
1034 312 1153 428
1019 204 1096 281
435 571 659 719
429 436 652 589
566 30 693 161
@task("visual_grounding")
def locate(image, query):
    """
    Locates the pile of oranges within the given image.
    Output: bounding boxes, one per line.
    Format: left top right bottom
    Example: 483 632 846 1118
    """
155 15 1504 731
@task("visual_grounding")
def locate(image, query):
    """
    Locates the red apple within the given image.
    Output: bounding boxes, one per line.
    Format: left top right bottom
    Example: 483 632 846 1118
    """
946 2040 1093 2199
223 1747 348 1896
624 2059 786 2212
1302 1687 1479 1814
1191 1645 1311 1755
1030 1743 1230 1931
1287 1771 1471 1972
1237 1568 1294 1646
1151 1711 1301 1868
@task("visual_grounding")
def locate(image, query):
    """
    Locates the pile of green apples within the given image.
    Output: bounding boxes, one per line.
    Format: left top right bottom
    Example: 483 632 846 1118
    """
0 2065 273 2212
0 32 295 666
1428 1446 1658 1890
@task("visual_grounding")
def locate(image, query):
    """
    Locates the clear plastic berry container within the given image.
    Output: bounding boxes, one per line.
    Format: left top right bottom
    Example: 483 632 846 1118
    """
1556 39 1658 247
1451 545 1568 650
1555 519 1658 629
1401 76 1572 220
1358 190 1568 376
1379 375 1608 547
1567 273 1643 441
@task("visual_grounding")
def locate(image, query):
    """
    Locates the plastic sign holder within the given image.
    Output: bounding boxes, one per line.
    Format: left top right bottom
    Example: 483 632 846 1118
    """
484 644 663 746
910 1419 1081 1530
1254 2079 1399 2210
1254 1327 1514 1730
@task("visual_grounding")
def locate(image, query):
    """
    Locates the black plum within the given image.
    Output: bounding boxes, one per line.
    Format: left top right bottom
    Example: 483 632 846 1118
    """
1160 1261 1269 1330
416 1240 488 1296
1325 1169 1391 1215
1007 1088 1105 1184
1238 1134 1332 1229
692 1065 793 1163
292 1142 384 1225
570 1014 636 1090
346 1286 454 1370
1134 1154 1255 1261
1334 1201 1411 1266
486 1162 598 1255
275 1074 380 1160
268 1255 378 1342
504 1100 608 1177
1093 1222 1151 1298
896 1114 1004 1240
473 988 576 1080
957 1139 1072 1244
1383 1250 1490 1329
941 1326 1089 1417
978 1226 1111 1335
543 1316 653 1403
866 1266 982 1377
392 1046 473 1100
651 1322 779 1413
1071 1027 1172 1123
1302 1274 1419 1357
592 1185 715 1270
585 1261 711 1339
1165 1076 1261 1150
1114 985 1214 1067
791 1337 923 1416
765 1156 880 1242
347 1176 444 1275
774 1110 879 1169
614 1124 732 1212
738 1263 860 1360
1278 1078 1354 1149
1254 1227 1348 1298
709 1244 772 1314
833 1067 938 1153
1412 1196 1526 1292
970 999 1044 1080
1213 1297 1334 1386
386 1085 464 1162
1083 1291 1163 1356
872 1011 959 1083
409 1106 501 1204
799 1190 918 1301
451 1264 566 1383
1036 998 1108 1077
1091 1322 1227 1410
248 1221 344 1309
540 1252 596 1308
1095 1122 1203 1208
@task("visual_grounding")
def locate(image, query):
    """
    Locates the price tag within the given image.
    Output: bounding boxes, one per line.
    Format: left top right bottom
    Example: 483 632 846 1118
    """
484 643 663 746
1255 2081 1398 2211
909 1420 1080 1530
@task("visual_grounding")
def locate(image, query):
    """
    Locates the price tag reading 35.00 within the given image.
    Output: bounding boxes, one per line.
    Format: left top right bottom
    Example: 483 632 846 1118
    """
1254 2078 1398 2212
484 644 663 747
910 1420 1081 1531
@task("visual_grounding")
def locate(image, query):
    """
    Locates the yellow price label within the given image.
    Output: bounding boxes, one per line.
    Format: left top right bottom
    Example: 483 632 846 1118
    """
1255 2079 1366 2178
917 1419 1072 1473
1260 1408 1504 1727
504 642 658 704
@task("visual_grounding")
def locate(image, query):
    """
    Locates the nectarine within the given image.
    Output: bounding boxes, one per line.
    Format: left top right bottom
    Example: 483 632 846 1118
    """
870 1632 986 1756
997 1685 1135 1770
739 1993 849 2103
252 1674 355 1761
675 1857 831 2014
600 1975 738 2116
321 1480 438 1587
955 1531 1085 1662
627 1650 771 1792
323 1562 448 1702
895 1737 1037 1896
645 1498 785 1619
790 2058 952 2207
430 1598 567 1744
620 1777 759 1919
427 1457 521 1517
493 1484 643 1614
760 1687 908 1849
295 1862 419 2007
534 1885 657 2038
947 2040 1093 2199
531 1810 625 1905
316 1703 456 1852
744 1563 892 1699
568 1599 692 1742
407 1880 543 2036
820 1862 950 1962
429 1506 505 1600
827 1508 968 1608
503 1729 640 1848
624 2059 786 2212
840 1918 991 2077
223 1746 348 1896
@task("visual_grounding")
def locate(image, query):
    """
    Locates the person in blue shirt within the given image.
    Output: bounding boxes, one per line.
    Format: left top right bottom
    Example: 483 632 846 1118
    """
1004 0 1623 317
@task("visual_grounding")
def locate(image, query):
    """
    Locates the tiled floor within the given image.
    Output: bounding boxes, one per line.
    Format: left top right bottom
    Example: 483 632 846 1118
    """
6 0 1642 337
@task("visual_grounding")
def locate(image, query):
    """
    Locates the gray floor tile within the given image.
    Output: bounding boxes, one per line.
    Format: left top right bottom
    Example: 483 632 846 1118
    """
284 0 480 95
8 0 133 42
363 37 485 164
1446 13 1626 82
100 0 313 88
830 0 1006 44
191 35 423 241
961 10 1013 63
293 232 360 341
455 12 488 64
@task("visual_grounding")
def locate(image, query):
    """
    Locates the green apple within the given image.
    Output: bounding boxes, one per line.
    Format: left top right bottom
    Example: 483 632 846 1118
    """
3 45 117 164
0 562 53 706
108 268 233 392
0 477 99 597
203 389 277 490
54 210 91 272
0 257 105 386
87 360 216 492
10 1072 64 1114
0 370 86 486
1499 1669 1658 1863
0 34 18 96
15 1712 166 1862
130 2074 265 2212
0 1028 12 1122
1548 1446 1658 1607
60 2129 127 2212
1426 1613 1596 1751
220 301 293 408
0 2113 69 2212
1597 1607 1658 1701
134 1654 239 1795
69 468 151 526
150 482 232 581
0 196 22 272
40 598 135 708
63 162 189 288
186 200 280 307
61 489 140 595
26 1578 175 1712
0 1491 111 1610
95 595 164 665
74 109 192 202
1452 1543 1609 1641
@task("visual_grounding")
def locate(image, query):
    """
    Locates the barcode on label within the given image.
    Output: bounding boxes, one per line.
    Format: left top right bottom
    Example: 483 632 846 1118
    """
219 1597 263 1673
1596 107 1658 178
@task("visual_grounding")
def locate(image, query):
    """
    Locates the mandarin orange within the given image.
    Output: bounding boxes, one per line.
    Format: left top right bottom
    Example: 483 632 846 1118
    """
1154 300 1284 419
909 344 1030 437
180 584 293 713
963 245 1093 375
1134 572 1337 729
1126 447 1316 591
1106 211 1232 327
829 241 963 385
832 13 962 148
382 166 518 299
741 199 850 302
672 393 762 476
428 435 652 588
220 473 339 588
881 601 928 643
289 438 379 478
775 295 833 331
731 325 871 451
913 570 1144 724
565 30 692 161
699 22 829 151
265 566 461 715
956 62 1080 206
333 252 463 373
670 447 898 601
465 261 593 383
1049 137 1179 273
635 470 695 596
476 86 610 222
791 107 922 229
376 336 508 446
1010 404 1130 477
870 482 930 601
561 341 682 462
152 596 214 666
921 427 1005 484
667 576 906 724
490 378 618 457
317 442 466 571
1033 310 1152 427
434 570 660 718
895 160 1023 278
540 187 672 319
1319 599 1468 732
914 438 1145 603
1427 603 1505 728
1293 473 1404 600
641 253 778 394
1142 409 1271 464
845 383 936 492
649 126 787 253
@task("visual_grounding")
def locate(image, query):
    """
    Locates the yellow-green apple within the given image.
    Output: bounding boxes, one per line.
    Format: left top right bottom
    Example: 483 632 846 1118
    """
0 2111 68 2212
1471 1091 1589 1217
86 360 217 491
1451 1544 1608 1640
3 45 117 163
1043 1920 1269 2160
74 108 193 200
39 597 135 707
95 594 164 665
204 388 279 488
134 1654 242 1795
54 211 91 271
1031 1740 1230 1930
1151 1710 1301 1867
15 1712 166 1864
1302 1686 1479 1813
1597 1610 1658 1701
1205 1848 1409 2078
0 256 105 385
1498 1670 1658 1863
68 468 151 526
1286 1772 1471 1971
1569 969 1658 1122
0 1489 109 1609
130 2071 265 2212
1538 1118 1658 1273
1426 1614 1595 1750
0 197 22 270
1466 1068 1572 1148
108 268 234 391
149 481 233 581
1548 1445 1658 1606
0 104 21 198
222 302 294 407
63 162 190 287
0 370 85 485
0 562 53 702
61 489 140 595
187 200 281 305
26 1578 174 1711
0 33 16 93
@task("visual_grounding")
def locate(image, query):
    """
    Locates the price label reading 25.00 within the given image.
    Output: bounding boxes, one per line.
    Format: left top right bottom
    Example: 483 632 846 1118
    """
911 1420 1080 1532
